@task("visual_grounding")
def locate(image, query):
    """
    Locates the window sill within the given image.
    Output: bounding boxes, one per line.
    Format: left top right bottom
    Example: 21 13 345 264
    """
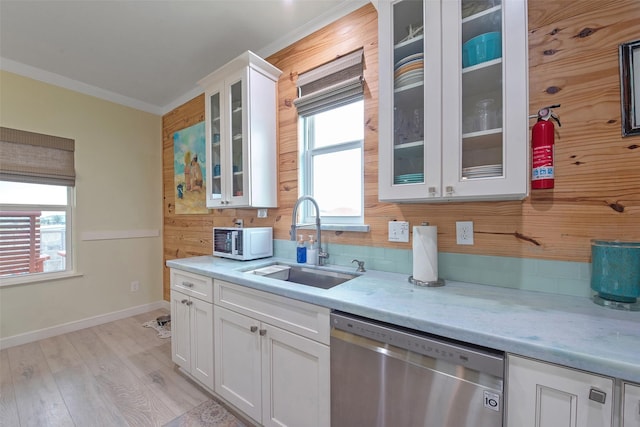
0 271 83 288
295 224 370 233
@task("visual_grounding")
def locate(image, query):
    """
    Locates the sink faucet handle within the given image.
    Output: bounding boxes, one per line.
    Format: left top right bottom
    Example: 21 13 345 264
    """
351 259 366 272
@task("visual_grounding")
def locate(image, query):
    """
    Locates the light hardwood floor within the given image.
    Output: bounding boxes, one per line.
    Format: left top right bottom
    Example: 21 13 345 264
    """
0 309 215 427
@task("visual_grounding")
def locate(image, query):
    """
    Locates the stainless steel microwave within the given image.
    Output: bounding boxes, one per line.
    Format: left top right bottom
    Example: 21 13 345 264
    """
213 227 273 260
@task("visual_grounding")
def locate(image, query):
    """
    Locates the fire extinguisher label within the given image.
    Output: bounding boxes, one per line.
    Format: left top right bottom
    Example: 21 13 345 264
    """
532 145 554 181
532 166 554 180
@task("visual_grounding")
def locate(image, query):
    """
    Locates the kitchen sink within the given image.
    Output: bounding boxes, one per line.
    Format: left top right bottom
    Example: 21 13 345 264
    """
245 263 358 289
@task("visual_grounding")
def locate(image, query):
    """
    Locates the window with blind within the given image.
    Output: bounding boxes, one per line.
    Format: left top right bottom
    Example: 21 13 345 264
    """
295 48 365 225
0 127 75 281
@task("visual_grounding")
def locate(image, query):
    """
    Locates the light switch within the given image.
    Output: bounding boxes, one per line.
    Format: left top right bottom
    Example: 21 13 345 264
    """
388 221 409 242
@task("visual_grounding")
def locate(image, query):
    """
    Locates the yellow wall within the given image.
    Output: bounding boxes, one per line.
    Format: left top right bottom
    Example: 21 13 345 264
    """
0 71 163 340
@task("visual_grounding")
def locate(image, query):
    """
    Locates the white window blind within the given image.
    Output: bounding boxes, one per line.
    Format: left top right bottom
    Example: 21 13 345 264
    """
294 48 364 117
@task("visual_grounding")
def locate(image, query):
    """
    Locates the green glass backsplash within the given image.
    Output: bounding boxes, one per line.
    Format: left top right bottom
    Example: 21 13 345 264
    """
274 239 592 298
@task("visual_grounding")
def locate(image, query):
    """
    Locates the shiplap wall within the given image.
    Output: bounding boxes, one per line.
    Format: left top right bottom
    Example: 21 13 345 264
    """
162 1 640 300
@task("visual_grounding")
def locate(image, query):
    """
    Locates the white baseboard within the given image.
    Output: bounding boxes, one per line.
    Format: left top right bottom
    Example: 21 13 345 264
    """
0 300 170 350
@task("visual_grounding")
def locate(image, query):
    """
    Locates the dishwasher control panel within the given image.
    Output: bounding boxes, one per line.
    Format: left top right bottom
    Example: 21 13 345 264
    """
331 311 504 378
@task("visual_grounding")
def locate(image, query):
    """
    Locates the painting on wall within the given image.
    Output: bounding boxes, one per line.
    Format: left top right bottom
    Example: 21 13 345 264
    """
173 122 208 214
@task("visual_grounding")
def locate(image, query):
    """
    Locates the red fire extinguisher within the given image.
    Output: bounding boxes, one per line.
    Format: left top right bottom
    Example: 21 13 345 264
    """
531 104 561 190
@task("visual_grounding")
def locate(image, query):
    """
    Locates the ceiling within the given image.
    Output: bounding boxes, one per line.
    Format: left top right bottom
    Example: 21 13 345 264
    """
0 0 369 115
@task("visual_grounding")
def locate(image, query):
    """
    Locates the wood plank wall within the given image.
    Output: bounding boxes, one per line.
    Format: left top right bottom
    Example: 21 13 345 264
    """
162 1 640 300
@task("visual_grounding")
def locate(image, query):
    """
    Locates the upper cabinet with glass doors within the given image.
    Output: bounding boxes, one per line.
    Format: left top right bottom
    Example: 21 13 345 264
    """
198 51 282 208
378 0 528 202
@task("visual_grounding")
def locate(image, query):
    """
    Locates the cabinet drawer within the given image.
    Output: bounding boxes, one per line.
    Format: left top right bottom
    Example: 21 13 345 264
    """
170 269 213 303
214 280 330 345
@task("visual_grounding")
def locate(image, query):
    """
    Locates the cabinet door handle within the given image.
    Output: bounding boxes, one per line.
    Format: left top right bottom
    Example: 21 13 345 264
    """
181 299 188 304
182 281 194 288
186 300 193 306
588 388 606 404
259 329 267 336
250 326 258 333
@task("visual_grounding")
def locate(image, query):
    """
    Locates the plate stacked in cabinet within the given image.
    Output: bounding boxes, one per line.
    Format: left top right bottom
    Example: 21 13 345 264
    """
394 52 423 89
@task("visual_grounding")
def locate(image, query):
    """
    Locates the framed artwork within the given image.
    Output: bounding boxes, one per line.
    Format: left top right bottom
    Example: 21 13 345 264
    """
620 39 640 137
173 122 208 214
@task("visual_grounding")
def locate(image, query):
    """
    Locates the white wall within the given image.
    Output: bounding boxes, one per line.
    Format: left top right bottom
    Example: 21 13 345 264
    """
0 71 163 342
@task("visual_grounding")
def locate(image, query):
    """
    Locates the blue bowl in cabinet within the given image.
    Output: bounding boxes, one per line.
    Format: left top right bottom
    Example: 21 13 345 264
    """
462 32 502 67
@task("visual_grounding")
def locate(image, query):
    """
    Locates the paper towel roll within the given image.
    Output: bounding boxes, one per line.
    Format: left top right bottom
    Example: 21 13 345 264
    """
413 225 438 282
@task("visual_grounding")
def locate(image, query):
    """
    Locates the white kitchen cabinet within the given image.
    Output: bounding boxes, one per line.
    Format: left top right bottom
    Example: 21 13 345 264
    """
214 280 330 427
623 382 640 427
378 0 528 202
198 51 281 208
506 354 614 427
170 269 214 391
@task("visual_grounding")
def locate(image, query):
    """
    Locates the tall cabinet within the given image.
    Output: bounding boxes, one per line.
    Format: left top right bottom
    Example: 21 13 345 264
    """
198 51 282 208
378 0 529 202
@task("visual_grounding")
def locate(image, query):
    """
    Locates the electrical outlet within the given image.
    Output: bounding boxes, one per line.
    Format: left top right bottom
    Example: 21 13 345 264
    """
388 221 410 242
257 209 267 218
130 280 140 292
456 221 474 245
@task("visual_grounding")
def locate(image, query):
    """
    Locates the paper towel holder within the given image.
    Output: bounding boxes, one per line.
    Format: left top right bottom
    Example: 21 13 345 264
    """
408 276 445 287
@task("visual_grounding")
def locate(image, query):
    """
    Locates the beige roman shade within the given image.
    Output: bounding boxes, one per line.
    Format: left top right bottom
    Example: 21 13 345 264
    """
294 48 364 116
0 127 75 186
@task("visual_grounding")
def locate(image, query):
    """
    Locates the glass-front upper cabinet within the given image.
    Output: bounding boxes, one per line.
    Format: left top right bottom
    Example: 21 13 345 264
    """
229 79 244 201
391 0 425 185
379 0 528 202
200 51 282 209
209 89 222 201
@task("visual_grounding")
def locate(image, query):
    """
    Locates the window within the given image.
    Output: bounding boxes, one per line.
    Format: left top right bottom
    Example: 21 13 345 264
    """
294 48 365 226
0 127 75 281
299 100 364 223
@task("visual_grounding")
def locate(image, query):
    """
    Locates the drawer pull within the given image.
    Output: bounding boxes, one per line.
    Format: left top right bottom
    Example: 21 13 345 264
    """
182 281 194 288
259 329 267 336
250 326 258 333
589 388 606 404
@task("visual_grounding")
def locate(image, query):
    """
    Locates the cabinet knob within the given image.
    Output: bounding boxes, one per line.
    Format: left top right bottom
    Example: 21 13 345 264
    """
250 326 258 333
181 299 188 304
259 329 267 336
182 281 194 288
186 300 193 306
446 186 454 195
588 388 606 404
428 186 437 196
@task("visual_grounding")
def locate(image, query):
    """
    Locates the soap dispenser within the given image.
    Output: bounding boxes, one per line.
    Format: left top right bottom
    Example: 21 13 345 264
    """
296 235 307 263
307 235 317 265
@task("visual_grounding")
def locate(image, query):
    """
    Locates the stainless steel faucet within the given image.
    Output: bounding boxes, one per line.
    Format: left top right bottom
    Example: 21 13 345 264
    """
290 195 329 266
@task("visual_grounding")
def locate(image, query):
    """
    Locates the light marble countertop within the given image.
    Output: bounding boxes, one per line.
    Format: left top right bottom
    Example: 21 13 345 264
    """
167 256 640 383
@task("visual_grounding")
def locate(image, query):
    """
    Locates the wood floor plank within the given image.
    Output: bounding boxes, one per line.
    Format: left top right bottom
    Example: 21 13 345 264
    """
38 334 84 373
0 350 20 427
136 362 209 416
7 343 74 427
3 309 234 427
97 313 209 416
53 364 129 426
67 326 176 426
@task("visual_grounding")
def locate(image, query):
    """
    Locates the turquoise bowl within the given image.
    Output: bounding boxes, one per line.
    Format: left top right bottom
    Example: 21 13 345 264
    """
462 32 502 67
591 240 640 304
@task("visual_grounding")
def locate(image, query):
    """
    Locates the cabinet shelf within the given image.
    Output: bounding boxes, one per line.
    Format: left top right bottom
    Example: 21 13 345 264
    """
462 5 502 43
394 140 424 150
394 34 424 64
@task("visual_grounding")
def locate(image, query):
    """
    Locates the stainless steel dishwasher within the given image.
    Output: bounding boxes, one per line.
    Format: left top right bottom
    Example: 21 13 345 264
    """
331 312 505 427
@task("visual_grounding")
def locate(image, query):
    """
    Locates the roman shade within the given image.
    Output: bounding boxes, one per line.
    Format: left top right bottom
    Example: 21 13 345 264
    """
294 48 364 116
0 127 75 186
